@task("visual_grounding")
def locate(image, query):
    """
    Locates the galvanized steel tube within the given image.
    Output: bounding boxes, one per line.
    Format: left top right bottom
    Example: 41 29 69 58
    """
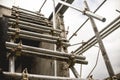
9 56 15 73
69 0 107 40
12 6 43 16
8 28 67 41
6 47 87 64
6 42 86 60
73 16 120 55
7 17 61 33
7 32 57 43
3 72 82 80
70 66 81 78
8 22 60 35
58 0 106 22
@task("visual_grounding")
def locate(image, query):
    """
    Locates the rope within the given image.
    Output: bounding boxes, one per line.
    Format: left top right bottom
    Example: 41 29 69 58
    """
87 48 100 78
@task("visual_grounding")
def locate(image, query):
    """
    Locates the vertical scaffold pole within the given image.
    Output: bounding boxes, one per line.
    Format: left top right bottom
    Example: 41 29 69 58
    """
52 0 57 76
84 0 114 77
9 40 15 73
9 56 15 73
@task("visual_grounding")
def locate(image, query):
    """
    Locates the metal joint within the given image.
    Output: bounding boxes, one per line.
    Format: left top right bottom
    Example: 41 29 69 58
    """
51 29 55 36
56 38 63 49
68 54 76 68
10 42 22 56
15 28 20 34
11 22 19 28
82 9 87 15
22 68 29 80
12 9 20 18
12 28 20 39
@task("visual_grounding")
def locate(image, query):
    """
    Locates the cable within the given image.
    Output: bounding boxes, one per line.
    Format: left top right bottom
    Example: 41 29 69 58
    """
68 42 86 47
116 9 120 13
38 0 47 13
87 48 100 78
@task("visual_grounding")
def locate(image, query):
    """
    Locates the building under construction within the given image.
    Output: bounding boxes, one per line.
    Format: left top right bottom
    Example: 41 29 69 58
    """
0 0 120 80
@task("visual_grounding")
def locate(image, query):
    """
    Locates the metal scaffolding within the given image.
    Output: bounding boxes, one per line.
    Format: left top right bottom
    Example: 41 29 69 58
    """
0 0 119 79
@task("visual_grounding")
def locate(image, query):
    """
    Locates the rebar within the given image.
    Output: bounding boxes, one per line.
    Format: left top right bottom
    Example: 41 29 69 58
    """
9 56 15 73
12 9 46 20
11 12 52 26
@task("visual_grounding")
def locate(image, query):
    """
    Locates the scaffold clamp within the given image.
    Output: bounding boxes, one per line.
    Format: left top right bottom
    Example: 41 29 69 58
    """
22 68 29 80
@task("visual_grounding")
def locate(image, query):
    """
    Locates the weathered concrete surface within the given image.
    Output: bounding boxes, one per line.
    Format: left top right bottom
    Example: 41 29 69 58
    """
0 5 11 17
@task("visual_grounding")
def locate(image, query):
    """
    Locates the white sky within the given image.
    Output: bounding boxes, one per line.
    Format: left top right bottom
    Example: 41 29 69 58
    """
0 0 120 79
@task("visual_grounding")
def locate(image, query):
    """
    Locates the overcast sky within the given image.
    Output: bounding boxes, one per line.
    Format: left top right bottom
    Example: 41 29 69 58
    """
0 0 120 79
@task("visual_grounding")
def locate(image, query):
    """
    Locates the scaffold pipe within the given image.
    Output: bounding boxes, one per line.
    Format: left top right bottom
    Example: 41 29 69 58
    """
7 17 61 32
3 72 82 80
58 0 106 22
6 42 86 60
12 6 43 16
73 16 120 55
8 27 66 41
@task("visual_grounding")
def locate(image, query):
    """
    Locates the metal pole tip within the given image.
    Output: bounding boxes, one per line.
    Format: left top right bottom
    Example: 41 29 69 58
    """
102 18 106 22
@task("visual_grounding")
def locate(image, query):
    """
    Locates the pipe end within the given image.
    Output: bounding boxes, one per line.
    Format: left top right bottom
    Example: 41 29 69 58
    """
102 18 106 22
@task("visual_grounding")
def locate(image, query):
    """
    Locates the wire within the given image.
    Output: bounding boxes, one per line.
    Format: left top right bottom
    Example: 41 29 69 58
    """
116 9 120 13
38 0 47 13
68 42 86 47
87 48 100 78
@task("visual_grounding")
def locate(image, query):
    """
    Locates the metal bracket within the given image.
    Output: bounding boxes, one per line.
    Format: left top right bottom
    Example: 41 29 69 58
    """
9 42 22 56
12 28 20 39
56 38 62 49
68 54 75 68
61 54 76 70
62 53 76 69
11 21 19 28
